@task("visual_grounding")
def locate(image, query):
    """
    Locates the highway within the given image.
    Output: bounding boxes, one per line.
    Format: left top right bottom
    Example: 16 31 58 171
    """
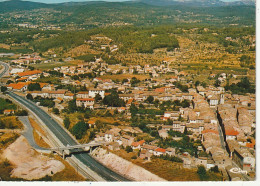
0 62 130 181
7 91 130 181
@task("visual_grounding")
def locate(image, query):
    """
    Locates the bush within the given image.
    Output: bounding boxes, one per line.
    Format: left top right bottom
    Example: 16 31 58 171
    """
210 166 219 173
15 110 28 116
197 165 208 180
52 108 59 115
26 93 33 100
63 117 70 129
125 146 133 153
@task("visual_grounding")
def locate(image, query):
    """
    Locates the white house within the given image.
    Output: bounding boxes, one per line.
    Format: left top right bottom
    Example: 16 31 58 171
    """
89 88 105 98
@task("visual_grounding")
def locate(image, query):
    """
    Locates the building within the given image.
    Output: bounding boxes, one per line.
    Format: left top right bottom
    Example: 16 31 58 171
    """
88 88 105 98
76 98 95 109
233 148 255 172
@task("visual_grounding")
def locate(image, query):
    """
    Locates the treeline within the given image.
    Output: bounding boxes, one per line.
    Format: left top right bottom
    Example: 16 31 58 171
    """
31 25 180 53
225 77 255 94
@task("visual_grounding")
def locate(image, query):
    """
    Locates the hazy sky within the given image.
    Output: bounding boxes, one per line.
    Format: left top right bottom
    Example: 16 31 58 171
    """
3 0 243 4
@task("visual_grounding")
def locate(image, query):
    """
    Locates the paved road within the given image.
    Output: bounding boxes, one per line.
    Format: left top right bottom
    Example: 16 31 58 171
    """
18 116 50 152
0 61 9 78
7 91 130 181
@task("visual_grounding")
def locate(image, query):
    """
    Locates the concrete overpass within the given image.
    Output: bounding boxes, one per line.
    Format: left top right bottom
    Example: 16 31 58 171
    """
51 141 108 159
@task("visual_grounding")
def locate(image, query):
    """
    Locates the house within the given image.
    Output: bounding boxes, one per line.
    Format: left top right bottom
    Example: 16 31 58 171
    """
95 132 105 142
121 135 134 147
154 148 166 156
166 148 176 156
108 142 120 151
233 148 255 172
17 70 42 77
208 95 219 107
131 140 145 150
195 157 208 168
197 86 206 96
76 92 89 99
88 88 105 98
104 131 114 142
48 90 66 99
3 109 15 115
225 129 239 140
88 120 96 128
76 98 95 109
63 92 74 101
172 121 186 133
139 150 152 160
141 144 157 154
7 82 28 92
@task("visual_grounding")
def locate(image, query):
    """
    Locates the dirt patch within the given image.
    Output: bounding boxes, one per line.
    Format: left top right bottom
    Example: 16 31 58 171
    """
91 148 166 181
2 136 65 180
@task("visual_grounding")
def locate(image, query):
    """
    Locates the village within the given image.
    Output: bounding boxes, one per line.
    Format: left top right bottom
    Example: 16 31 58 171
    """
0 52 255 181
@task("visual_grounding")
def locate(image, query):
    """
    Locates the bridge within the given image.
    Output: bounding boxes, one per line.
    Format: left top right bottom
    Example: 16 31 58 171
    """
50 141 108 159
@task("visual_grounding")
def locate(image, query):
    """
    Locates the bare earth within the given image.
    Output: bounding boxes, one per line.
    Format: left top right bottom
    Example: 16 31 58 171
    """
2 136 65 180
91 148 166 181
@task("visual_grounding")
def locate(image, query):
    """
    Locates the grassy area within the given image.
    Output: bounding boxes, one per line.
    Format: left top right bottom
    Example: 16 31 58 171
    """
35 76 61 84
0 116 23 129
0 133 20 152
113 149 200 181
0 98 17 113
29 61 75 70
29 117 51 148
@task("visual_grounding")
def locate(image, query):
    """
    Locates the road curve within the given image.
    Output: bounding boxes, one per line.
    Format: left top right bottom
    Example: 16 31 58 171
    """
0 61 9 78
7 91 130 181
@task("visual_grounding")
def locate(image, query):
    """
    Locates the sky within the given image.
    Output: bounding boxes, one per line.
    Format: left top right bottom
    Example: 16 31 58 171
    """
0 0 245 4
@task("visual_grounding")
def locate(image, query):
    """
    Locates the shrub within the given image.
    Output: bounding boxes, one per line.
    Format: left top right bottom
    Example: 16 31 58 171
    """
125 146 133 153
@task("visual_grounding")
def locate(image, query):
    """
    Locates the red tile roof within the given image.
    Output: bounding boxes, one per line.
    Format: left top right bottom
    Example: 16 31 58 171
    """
131 140 145 147
225 130 239 136
17 70 42 77
7 82 28 90
155 148 166 153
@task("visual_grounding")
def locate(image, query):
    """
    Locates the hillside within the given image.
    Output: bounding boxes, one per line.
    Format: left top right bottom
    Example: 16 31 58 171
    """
0 0 255 30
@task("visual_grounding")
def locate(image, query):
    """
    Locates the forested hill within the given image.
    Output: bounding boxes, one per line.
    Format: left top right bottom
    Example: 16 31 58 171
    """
0 0 51 13
0 0 255 28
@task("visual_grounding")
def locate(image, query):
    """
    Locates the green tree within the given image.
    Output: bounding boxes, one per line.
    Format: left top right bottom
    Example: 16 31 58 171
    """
63 117 70 129
28 83 41 91
214 80 221 87
103 91 125 107
71 121 89 139
130 77 140 87
94 93 102 102
125 146 133 153
130 103 138 116
197 165 207 180
0 86 7 93
26 93 33 100
145 95 154 104
52 108 59 115
68 99 77 113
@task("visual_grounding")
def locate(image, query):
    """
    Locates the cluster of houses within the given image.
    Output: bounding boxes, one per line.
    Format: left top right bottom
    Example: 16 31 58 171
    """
3 59 255 179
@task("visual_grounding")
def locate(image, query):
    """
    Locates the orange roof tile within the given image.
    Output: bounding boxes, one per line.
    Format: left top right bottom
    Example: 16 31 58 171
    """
8 82 27 90
225 130 239 136
17 70 42 77
155 148 166 153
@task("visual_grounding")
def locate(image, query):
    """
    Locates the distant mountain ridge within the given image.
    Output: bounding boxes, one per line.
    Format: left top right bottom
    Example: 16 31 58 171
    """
136 0 255 7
